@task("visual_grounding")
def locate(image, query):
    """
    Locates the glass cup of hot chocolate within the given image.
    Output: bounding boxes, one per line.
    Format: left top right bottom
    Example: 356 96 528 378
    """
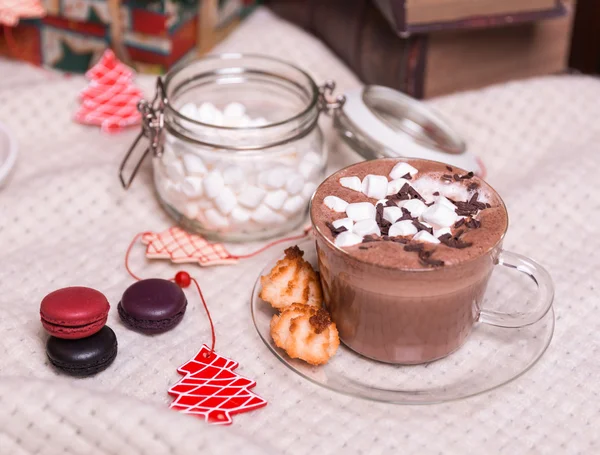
310 158 554 364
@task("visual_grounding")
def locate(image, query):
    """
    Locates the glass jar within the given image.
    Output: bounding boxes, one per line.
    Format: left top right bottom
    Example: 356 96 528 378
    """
121 54 343 242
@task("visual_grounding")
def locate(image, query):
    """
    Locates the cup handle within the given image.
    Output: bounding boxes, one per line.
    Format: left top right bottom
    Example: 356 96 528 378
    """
479 250 554 328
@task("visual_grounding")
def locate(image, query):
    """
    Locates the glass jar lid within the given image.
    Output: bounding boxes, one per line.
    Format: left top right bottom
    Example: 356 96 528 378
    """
334 85 482 174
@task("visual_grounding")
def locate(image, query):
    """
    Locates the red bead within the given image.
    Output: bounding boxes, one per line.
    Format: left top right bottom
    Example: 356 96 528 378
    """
174 271 191 288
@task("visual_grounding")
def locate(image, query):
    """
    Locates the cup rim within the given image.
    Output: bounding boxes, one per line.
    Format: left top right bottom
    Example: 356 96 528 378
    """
309 157 508 272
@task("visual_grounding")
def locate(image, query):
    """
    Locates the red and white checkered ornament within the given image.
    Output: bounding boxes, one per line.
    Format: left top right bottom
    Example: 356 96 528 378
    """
141 227 239 267
74 49 142 134
0 0 45 27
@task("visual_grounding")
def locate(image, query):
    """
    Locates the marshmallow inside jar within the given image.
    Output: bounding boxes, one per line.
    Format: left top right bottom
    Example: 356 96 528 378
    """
146 54 330 241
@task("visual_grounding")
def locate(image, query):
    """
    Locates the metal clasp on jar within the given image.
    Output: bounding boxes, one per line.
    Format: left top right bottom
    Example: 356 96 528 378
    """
119 78 167 189
318 80 346 115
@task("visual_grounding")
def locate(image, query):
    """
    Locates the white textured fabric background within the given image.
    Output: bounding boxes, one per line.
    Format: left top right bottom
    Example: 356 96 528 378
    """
1 8 599 454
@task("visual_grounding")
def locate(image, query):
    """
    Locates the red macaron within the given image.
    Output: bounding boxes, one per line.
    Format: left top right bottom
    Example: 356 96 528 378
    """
40 287 110 339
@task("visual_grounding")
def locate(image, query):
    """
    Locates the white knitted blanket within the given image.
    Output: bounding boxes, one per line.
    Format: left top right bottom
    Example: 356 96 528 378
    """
0 7 599 454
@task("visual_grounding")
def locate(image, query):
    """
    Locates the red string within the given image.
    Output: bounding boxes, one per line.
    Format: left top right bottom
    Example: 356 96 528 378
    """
124 232 146 281
231 226 312 259
191 277 216 354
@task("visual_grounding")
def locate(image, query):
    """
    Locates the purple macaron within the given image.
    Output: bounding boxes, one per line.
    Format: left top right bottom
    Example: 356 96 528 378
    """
118 279 187 334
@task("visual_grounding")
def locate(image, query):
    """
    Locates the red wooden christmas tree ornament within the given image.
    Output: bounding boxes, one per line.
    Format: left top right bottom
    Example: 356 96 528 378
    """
168 345 268 425
74 49 142 134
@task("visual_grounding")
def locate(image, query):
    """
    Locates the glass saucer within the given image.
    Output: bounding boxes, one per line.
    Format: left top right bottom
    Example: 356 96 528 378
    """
250 239 554 404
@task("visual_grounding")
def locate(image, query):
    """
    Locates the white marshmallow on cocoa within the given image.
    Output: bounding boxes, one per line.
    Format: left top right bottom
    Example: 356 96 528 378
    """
204 208 229 229
361 174 388 200
383 206 403 224
285 174 304 195
182 153 207 175
332 217 354 231
223 166 245 185
389 162 418 180
436 195 457 211
238 185 266 209
203 170 225 199
334 231 363 247
214 187 237 215
400 199 427 217
339 176 362 192
388 220 418 237
231 206 251 224
252 204 286 224
353 219 381 237
412 230 440 244
434 227 452 238
181 176 203 197
387 178 410 195
264 190 288 210
421 203 458 228
345 202 376 221
324 195 349 213
282 195 304 214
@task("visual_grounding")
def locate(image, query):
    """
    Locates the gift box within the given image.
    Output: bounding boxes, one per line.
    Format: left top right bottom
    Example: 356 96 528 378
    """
1 0 258 74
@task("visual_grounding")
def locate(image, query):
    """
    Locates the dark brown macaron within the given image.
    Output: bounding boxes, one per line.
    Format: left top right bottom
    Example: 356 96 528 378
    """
118 279 187 334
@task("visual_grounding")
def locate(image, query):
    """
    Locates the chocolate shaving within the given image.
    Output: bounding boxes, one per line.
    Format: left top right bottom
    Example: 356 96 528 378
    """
485 203 491 209
375 203 391 235
398 207 415 221
467 182 480 191
404 243 424 252
454 218 465 228
446 165 453 172
442 174 453 181
455 229 465 238
408 187 426 202
439 233 473 249
461 171 475 180
309 308 332 334
358 246 369 250
418 249 445 267
326 222 347 237
433 191 440 196
438 233 452 241
453 173 461 181
362 235 380 243
465 218 481 229
402 172 413 180
385 200 397 207
412 220 434 235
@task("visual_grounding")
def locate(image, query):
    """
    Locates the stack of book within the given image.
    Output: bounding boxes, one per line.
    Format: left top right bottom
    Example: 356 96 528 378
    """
267 0 573 98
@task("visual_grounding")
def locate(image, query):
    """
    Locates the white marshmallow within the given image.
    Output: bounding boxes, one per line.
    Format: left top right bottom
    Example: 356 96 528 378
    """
412 230 440 244
181 176 203 197
166 160 185 182
387 178 410 195
302 182 317 199
184 203 200 219
238 185 266 209
259 168 287 189
383 206 403 224
214 187 237 215
299 160 320 180
223 166 245 186
434 227 452 238
203 170 225 199
332 217 354 232
388 220 418 237
197 102 217 123
436 195 457 211
339 176 362 192
180 102 197 119
264 190 288 210
401 199 427 217
204 208 229 229
282 195 304 214
231 206 251 224
345 202 377 221
389 162 418 180
334 231 363 248
353 219 381 237
361 174 389 200
223 102 246 119
285 174 304 195
324 195 349 213
252 204 286 224
421 203 458 228
182 154 207 175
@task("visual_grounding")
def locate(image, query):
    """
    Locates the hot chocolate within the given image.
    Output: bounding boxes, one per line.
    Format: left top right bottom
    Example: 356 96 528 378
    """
310 158 509 364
